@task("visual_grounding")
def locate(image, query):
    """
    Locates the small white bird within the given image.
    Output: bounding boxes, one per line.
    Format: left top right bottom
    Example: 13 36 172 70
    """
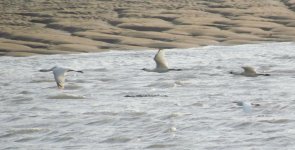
233 101 260 113
230 66 270 77
242 102 252 113
142 49 181 73
39 66 83 89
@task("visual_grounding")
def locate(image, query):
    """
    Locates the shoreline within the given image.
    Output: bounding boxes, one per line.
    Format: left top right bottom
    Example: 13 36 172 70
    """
1 0 295 57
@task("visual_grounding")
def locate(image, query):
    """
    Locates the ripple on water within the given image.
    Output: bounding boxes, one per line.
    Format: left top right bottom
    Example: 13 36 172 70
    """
1 43 295 149
174 80 192 86
230 121 256 129
101 137 132 143
146 81 177 89
146 144 177 149
47 94 85 99
62 145 85 149
257 118 292 124
85 118 114 126
84 68 108 72
74 79 88 83
2 116 23 123
53 137 74 142
40 132 75 143
273 54 295 60
1 128 48 138
15 138 35 143
19 91 33 95
28 106 51 112
163 112 192 120
64 84 83 90
9 96 34 104
30 79 53 83
124 94 168 98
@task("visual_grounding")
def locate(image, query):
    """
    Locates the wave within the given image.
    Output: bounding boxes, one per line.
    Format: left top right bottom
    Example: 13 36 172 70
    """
47 94 85 99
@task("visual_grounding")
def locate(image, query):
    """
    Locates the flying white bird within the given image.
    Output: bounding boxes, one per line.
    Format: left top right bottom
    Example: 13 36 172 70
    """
233 101 260 113
142 49 182 73
39 66 83 89
230 66 270 77
242 102 252 113
234 101 252 113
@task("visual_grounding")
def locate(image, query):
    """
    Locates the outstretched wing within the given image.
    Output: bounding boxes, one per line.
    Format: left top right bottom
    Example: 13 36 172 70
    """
154 49 168 69
53 68 66 89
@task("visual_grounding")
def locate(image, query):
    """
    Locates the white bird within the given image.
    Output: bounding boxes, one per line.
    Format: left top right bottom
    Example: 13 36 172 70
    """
39 66 83 89
241 102 252 113
142 49 181 73
233 101 260 113
230 66 270 77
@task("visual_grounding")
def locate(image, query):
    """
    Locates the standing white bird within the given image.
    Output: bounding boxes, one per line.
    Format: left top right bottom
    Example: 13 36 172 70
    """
230 66 270 77
142 49 182 73
39 66 83 89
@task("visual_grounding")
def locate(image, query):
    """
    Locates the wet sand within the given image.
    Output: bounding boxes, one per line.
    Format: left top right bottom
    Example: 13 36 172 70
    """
1 0 295 56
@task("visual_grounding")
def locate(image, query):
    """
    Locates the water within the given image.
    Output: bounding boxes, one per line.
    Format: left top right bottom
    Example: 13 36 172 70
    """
1 42 295 149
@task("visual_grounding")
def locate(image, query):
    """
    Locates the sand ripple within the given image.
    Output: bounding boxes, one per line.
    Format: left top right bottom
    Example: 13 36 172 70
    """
1 0 295 56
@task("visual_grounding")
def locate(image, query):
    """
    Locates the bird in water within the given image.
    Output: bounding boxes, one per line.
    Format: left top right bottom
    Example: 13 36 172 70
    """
142 49 182 73
230 66 270 77
39 66 83 89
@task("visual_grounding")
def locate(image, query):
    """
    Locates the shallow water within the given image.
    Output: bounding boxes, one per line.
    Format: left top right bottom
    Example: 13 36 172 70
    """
1 42 295 149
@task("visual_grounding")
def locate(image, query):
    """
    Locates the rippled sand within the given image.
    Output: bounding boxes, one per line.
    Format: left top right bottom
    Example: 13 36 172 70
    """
1 43 295 149
1 0 295 56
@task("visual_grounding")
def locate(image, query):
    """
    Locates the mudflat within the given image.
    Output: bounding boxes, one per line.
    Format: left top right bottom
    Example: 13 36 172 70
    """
1 0 295 56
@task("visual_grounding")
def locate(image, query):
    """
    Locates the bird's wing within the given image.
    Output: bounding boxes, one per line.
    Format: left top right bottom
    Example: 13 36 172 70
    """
154 49 168 69
67 69 83 73
39 69 50 72
53 68 66 89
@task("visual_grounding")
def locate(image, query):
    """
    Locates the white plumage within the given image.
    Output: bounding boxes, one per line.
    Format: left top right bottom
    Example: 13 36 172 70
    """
241 101 252 113
233 101 261 113
230 66 270 77
40 66 83 89
142 49 181 73
154 49 169 70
